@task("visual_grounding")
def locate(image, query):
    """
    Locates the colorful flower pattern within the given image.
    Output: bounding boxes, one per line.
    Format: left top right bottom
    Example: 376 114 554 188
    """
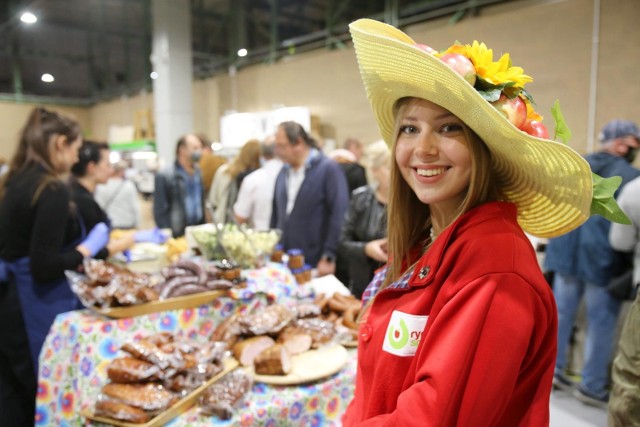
36 263 355 426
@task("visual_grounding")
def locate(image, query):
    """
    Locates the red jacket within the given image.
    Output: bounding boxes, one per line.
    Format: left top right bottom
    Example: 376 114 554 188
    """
343 202 557 427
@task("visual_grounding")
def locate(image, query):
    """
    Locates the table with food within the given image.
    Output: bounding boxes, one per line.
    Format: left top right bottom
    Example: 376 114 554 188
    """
34 224 361 426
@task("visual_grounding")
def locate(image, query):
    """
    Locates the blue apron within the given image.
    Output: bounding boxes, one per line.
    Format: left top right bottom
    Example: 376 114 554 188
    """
0 220 87 373
5 258 83 371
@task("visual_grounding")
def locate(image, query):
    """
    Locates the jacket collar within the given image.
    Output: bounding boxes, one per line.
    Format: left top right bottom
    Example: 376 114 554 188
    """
408 201 518 287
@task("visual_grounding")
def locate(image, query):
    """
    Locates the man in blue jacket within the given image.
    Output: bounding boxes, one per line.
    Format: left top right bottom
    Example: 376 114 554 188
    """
153 134 205 237
545 120 640 408
271 121 349 276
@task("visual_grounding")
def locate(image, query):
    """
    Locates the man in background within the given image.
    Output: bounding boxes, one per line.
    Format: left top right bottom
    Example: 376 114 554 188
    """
233 135 282 230
545 119 640 408
271 121 349 276
608 174 640 425
95 160 141 229
153 134 205 237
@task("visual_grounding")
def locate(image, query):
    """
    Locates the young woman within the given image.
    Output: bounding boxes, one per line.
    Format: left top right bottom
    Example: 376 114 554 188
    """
343 19 625 426
70 140 168 257
0 108 109 423
208 139 261 224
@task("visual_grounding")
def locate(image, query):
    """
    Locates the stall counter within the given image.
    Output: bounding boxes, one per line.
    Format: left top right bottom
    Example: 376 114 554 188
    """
34 263 356 426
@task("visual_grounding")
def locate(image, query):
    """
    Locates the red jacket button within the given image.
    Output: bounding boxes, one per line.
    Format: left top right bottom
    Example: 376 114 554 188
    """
361 323 372 342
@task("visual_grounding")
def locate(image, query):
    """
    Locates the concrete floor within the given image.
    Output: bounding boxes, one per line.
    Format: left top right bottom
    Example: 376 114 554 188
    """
551 389 608 426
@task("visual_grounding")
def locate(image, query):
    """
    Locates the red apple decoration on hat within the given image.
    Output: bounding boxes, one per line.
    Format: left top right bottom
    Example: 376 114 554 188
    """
439 53 477 86
522 120 550 139
491 94 527 129
414 43 437 54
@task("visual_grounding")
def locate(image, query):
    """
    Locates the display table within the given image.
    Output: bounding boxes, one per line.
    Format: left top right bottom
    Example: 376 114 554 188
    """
34 263 356 426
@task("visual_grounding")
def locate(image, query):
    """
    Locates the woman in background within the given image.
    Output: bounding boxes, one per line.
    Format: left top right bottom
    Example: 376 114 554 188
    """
0 108 109 424
208 139 261 224
338 140 390 298
71 141 168 258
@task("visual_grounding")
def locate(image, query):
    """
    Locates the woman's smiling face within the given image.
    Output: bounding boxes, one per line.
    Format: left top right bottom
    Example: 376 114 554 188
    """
395 98 472 218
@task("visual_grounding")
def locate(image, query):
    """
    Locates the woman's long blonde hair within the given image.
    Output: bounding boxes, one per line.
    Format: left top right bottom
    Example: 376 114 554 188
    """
227 139 261 179
382 97 503 288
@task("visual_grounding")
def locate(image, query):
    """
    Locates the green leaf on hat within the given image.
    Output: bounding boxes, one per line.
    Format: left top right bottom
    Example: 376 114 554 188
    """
475 76 514 102
520 89 535 104
477 88 502 102
590 173 631 224
551 100 572 144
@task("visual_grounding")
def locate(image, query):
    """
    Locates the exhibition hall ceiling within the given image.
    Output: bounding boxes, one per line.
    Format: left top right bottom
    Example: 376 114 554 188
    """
0 0 512 104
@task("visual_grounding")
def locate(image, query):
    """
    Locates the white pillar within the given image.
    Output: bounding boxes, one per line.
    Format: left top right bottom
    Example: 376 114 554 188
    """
151 0 193 166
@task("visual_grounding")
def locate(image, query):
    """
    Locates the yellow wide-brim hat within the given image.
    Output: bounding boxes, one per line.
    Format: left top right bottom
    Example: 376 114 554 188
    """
349 18 593 238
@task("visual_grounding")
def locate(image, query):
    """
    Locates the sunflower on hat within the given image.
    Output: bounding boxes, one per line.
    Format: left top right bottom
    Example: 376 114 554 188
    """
431 40 549 138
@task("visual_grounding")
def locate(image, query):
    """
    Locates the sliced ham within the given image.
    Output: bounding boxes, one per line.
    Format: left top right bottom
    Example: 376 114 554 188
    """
232 335 276 366
253 344 292 376
277 329 312 355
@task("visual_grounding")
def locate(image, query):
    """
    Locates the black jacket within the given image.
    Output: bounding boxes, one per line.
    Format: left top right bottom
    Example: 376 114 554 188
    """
338 185 386 298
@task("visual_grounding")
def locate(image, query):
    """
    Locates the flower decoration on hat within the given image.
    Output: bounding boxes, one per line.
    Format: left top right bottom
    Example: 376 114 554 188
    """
423 40 549 139
418 39 629 225
349 18 631 233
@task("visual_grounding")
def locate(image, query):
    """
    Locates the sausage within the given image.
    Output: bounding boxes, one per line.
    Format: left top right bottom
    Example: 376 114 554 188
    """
206 264 221 280
204 279 234 290
327 296 349 314
161 267 192 279
174 259 208 285
158 276 199 300
167 283 209 298
342 307 359 330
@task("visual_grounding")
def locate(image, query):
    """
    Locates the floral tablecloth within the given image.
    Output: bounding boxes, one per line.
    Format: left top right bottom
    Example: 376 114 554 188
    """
34 263 356 426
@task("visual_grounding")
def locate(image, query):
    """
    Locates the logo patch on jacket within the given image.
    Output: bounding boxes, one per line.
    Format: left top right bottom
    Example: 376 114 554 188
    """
382 310 428 357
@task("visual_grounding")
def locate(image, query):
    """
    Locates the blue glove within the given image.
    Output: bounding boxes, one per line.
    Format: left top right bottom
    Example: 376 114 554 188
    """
80 222 110 257
134 228 169 244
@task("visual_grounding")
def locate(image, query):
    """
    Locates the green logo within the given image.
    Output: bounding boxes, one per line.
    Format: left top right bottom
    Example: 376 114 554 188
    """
387 318 409 349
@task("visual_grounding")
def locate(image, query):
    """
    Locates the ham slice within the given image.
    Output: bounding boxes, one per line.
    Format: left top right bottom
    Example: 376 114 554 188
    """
277 330 312 355
232 335 275 366
253 344 292 376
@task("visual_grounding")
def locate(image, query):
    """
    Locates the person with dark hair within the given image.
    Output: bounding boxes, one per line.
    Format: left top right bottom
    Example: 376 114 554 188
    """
0 107 109 424
153 134 205 237
271 121 349 276
71 141 167 258
342 19 629 425
545 120 640 408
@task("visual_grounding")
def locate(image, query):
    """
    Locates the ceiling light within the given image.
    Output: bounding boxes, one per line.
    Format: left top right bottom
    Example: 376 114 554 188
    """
237 48 248 57
211 142 222 151
41 73 54 83
20 12 37 24
150 71 158 80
